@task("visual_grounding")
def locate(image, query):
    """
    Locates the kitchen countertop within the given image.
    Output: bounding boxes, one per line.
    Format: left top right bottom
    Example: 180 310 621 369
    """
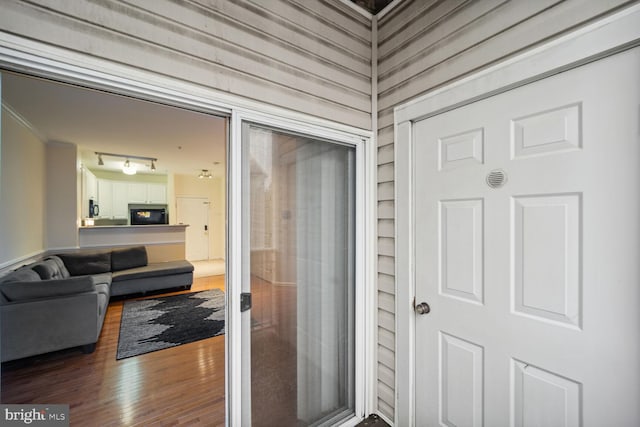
78 224 189 248
79 224 189 229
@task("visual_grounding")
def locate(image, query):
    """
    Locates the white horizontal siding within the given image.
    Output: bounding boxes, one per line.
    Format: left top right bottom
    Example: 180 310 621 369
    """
377 144 394 165
377 182 394 201
378 288 395 312
377 164 394 183
374 0 634 421
378 237 394 258
0 0 372 129
378 272 395 294
378 326 395 350
377 201 394 219
378 361 394 389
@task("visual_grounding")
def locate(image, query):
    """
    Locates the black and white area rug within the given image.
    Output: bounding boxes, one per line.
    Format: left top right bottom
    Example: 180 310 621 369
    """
116 289 225 360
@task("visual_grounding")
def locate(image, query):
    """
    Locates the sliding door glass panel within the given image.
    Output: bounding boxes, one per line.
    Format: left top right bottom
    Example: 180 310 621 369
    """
243 124 356 426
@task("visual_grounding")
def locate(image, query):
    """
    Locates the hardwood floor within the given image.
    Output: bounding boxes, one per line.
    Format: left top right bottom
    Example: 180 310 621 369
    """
1 275 226 426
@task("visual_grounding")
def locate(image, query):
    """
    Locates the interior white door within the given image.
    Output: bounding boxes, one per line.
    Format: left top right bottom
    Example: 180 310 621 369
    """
413 47 640 426
176 196 209 261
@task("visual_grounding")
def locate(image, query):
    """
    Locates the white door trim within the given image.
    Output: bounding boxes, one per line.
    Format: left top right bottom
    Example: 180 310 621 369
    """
394 4 640 426
0 32 376 426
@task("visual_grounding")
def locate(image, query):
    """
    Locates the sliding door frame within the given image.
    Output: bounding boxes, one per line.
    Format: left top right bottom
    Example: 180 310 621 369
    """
230 110 370 426
0 32 377 426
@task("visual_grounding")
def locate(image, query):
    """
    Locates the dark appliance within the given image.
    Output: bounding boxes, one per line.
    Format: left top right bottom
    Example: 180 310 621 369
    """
130 208 168 225
89 199 99 218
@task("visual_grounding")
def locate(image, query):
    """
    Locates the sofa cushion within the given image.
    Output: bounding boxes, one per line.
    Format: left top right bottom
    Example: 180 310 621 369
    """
0 267 41 284
89 273 113 287
0 276 95 302
32 257 70 280
111 246 148 271
57 252 112 276
111 260 194 282
46 256 71 278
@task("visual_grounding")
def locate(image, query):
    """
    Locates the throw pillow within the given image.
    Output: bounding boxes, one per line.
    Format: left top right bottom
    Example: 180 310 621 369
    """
32 258 69 280
58 252 112 276
111 246 148 271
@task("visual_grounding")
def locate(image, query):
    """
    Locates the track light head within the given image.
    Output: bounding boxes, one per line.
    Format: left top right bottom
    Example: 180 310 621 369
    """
122 159 137 175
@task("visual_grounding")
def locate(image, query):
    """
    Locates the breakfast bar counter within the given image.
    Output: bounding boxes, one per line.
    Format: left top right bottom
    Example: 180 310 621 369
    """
78 224 189 252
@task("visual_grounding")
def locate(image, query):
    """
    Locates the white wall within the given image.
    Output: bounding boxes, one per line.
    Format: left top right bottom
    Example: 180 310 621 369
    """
45 141 78 250
374 0 635 421
0 105 46 266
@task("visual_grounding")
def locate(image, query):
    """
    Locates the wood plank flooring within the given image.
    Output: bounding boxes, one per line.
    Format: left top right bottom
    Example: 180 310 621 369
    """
1 275 226 426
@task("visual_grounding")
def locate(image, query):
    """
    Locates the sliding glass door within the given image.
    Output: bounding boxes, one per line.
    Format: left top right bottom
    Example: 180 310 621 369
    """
240 122 357 426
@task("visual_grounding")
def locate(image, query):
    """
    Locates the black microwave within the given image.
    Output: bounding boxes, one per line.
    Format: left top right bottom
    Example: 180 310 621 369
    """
130 208 168 225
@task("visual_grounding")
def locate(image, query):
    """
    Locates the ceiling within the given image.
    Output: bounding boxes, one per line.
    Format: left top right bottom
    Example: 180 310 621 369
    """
349 0 395 14
1 72 227 177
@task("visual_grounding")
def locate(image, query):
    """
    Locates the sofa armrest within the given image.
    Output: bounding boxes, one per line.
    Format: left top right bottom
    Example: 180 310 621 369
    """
1 276 95 302
1 291 107 362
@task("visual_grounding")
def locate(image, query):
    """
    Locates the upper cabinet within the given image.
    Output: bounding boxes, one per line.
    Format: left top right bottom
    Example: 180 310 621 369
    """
147 183 167 204
93 179 167 219
127 182 166 204
127 182 147 204
98 180 130 219
97 179 113 218
112 182 129 218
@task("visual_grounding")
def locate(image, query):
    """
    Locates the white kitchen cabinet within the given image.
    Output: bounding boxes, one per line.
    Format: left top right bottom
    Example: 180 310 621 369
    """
112 181 129 218
127 182 148 203
83 176 167 220
98 180 132 219
147 183 167 204
97 179 113 218
127 182 166 204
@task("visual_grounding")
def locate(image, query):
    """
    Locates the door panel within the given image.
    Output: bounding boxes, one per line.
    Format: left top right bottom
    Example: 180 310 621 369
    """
242 123 357 426
176 197 209 261
414 48 640 426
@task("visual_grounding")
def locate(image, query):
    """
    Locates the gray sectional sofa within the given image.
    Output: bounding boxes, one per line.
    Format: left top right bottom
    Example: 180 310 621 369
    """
0 246 193 362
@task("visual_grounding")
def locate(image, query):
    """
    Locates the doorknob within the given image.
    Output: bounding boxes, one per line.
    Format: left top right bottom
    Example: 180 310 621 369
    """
415 302 430 315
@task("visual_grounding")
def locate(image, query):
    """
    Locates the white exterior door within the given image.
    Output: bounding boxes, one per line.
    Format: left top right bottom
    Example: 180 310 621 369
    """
176 196 210 261
413 47 640 426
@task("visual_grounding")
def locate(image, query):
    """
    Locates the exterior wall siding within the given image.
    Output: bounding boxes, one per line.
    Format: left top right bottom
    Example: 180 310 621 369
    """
0 0 372 129
374 0 635 421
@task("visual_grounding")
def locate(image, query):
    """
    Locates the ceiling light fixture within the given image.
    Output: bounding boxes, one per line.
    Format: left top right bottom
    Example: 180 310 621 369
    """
95 152 158 175
198 169 213 179
122 159 137 175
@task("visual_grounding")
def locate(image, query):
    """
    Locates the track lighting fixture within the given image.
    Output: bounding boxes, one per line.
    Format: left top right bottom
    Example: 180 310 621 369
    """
95 152 158 175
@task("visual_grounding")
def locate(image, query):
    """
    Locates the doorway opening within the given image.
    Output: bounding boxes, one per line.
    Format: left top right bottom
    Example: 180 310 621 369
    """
0 70 229 424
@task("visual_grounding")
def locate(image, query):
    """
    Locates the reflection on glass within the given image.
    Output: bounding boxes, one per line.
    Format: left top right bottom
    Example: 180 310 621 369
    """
246 126 355 426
